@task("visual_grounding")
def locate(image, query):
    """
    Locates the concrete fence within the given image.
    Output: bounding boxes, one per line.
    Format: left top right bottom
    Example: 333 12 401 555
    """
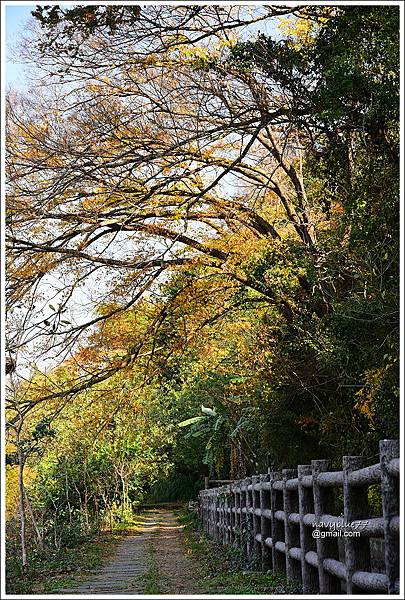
198 439 400 595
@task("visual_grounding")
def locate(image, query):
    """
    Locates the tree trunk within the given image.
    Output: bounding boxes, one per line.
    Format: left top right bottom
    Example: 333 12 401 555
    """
17 447 28 574
83 461 90 532
94 497 100 530
64 467 73 524
121 476 126 519
24 488 43 551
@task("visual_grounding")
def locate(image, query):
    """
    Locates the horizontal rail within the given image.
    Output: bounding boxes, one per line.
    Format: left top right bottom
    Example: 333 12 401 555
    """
387 458 399 477
207 459 392 493
302 474 313 487
302 513 316 526
221 467 381 492
390 515 399 535
198 439 400 595
317 470 343 487
274 541 285 554
305 550 319 568
323 558 346 580
262 508 272 519
285 478 298 490
351 571 388 593
288 512 300 525
289 547 302 561
219 507 390 537
348 463 381 486
352 516 384 537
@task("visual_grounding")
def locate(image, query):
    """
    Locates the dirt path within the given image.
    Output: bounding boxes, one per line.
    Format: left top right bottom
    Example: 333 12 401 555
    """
62 509 203 595
152 511 203 595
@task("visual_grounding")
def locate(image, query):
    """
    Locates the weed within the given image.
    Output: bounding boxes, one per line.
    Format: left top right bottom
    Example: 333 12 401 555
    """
135 539 171 594
178 508 300 595
6 518 139 595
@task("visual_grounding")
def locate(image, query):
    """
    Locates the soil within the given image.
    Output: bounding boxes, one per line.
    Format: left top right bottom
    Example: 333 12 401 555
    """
61 508 203 595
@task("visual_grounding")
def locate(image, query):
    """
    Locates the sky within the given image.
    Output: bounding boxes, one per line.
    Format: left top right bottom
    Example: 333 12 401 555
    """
3 2 284 377
5 3 282 89
5 4 37 88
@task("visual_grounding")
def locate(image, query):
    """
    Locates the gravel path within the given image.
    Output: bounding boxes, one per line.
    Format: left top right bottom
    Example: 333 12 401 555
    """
61 509 202 595
153 511 203 595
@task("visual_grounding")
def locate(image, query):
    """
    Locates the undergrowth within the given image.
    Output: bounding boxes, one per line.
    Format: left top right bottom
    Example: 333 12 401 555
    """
177 508 301 595
6 515 143 595
136 541 162 594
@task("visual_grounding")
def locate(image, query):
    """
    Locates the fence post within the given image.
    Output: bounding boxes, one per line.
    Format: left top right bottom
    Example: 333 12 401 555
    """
210 490 218 540
220 486 226 544
260 473 272 571
224 487 230 545
203 492 207 534
342 455 371 594
283 468 301 585
229 483 235 545
212 491 216 539
270 470 285 574
227 485 232 545
211 491 215 538
245 477 253 558
235 481 241 550
240 478 248 556
252 475 261 565
312 459 341 594
223 486 228 544
215 488 220 542
298 464 319 594
380 439 400 594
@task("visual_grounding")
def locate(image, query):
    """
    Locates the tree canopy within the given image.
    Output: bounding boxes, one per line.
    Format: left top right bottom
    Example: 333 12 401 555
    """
5 4 399 585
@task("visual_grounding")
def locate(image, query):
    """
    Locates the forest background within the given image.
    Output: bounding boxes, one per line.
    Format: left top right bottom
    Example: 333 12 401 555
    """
3 1 401 586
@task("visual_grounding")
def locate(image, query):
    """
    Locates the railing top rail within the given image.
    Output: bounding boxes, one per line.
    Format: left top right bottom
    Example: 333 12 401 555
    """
201 459 385 495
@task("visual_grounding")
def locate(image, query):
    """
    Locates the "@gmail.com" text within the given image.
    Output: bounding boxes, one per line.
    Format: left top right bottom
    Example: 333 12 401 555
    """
312 529 360 539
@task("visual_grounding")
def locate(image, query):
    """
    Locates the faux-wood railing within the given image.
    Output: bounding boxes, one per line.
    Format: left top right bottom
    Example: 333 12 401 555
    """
198 439 400 595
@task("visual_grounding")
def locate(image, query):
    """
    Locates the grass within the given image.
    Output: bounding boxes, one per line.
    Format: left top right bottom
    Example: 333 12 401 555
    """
135 541 162 594
177 508 301 595
7 533 120 595
6 516 144 595
8 508 302 595
134 513 173 595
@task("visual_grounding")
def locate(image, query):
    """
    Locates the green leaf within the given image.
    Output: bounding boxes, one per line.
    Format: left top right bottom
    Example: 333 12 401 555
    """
201 405 216 417
190 430 206 438
230 417 247 438
178 416 206 428
214 416 224 432
229 375 248 384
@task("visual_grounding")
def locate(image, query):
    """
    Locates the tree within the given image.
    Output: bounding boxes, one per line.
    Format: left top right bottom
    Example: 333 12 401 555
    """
5 8 399 584
7 6 332 398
